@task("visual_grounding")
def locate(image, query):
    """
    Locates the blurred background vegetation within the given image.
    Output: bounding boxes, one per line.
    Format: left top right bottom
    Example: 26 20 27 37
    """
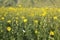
0 0 60 7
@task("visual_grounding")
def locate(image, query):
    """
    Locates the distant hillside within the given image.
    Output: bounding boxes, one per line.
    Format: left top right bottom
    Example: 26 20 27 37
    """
0 0 60 7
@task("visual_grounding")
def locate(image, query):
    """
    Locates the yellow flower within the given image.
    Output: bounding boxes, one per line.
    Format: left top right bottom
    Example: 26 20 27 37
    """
54 16 57 20
7 20 11 23
50 31 54 36
6 26 11 32
42 13 46 16
34 20 38 23
23 19 28 23
21 16 25 19
35 30 38 34
41 12 46 16
1 17 4 21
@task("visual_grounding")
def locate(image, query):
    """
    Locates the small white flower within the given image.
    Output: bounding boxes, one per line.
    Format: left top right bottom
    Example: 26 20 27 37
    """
23 30 26 33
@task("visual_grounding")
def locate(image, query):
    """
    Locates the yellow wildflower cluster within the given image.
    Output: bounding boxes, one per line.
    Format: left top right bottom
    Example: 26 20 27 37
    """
8 7 16 12
0 7 60 40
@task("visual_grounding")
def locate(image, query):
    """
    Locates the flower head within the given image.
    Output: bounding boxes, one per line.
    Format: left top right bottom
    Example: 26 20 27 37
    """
34 20 38 23
41 12 46 16
54 16 57 20
50 31 54 36
21 16 25 19
23 19 28 23
1 17 4 21
6 26 11 32
35 29 38 34
7 20 11 23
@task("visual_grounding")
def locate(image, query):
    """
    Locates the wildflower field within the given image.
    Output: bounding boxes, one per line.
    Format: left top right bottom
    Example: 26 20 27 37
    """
0 7 60 40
